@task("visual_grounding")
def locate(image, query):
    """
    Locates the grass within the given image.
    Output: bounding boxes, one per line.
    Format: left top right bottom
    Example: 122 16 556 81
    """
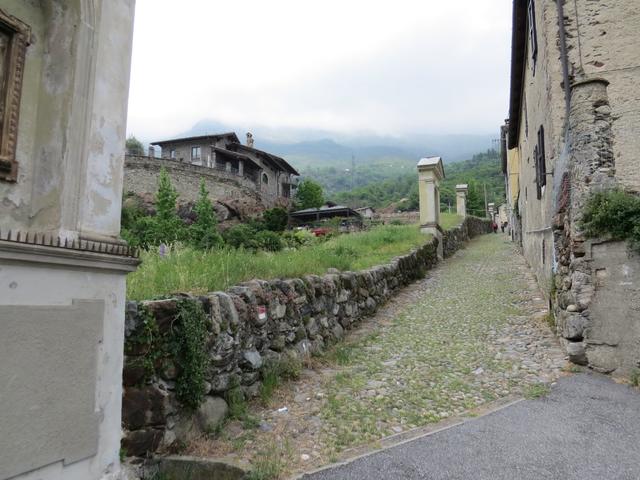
439 212 463 230
246 441 292 480
630 368 640 387
523 383 551 399
128 224 430 299
127 214 465 300
259 355 302 405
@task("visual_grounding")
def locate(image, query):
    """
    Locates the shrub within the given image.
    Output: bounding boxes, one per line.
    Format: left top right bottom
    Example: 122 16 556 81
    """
224 224 259 249
263 207 289 232
281 229 316 249
581 189 640 253
189 179 224 250
254 230 284 252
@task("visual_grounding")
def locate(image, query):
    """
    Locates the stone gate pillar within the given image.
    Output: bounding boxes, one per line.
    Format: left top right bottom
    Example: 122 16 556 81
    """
488 202 495 219
417 156 445 258
456 184 468 217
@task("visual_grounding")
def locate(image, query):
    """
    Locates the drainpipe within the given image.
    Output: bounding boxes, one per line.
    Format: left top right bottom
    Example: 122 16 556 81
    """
551 0 572 284
556 0 571 118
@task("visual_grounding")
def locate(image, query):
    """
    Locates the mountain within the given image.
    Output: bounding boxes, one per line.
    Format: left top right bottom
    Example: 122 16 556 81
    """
176 119 495 169
329 149 505 213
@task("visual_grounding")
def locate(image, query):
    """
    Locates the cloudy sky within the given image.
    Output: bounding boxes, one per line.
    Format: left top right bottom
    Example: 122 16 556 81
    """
127 0 512 141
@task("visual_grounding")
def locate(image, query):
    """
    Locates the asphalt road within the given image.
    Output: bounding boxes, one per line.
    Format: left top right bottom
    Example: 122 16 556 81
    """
301 373 640 480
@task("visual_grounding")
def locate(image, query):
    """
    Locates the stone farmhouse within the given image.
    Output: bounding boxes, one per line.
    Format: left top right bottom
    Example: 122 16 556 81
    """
125 132 299 207
504 0 640 373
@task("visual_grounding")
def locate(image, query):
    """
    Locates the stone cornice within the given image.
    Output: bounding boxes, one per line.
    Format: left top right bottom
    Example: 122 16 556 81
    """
0 240 140 272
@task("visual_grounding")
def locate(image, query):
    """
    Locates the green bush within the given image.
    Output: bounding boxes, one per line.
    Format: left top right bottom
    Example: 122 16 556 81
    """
254 230 284 252
121 169 188 248
581 189 640 252
281 229 316 249
190 179 224 250
224 224 259 249
263 207 289 232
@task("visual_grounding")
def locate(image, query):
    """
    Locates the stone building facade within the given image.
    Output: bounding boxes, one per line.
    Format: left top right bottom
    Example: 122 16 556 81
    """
505 0 640 374
150 133 299 201
0 2 138 479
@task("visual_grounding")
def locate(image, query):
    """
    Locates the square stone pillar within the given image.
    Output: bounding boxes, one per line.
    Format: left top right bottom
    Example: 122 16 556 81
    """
488 202 495 219
239 159 244 176
456 184 468 217
417 156 445 258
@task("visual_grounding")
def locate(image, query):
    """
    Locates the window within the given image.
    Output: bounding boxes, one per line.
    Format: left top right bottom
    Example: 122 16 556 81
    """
524 93 529 139
527 0 538 70
191 146 201 160
262 173 269 184
534 125 547 199
0 9 30 182
170 149 176 159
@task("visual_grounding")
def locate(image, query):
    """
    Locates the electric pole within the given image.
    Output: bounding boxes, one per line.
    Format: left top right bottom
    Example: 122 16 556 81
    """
484 182 488 218
351 154 355 191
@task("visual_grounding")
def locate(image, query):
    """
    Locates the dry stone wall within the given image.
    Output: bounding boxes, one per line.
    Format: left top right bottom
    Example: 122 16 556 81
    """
121 217 491 456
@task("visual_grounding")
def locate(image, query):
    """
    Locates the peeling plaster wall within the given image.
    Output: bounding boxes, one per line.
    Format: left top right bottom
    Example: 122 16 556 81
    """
0 2 137 480
0 0 135 241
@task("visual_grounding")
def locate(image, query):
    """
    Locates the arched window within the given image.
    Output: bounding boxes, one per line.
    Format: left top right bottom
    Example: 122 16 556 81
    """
262 173 269 184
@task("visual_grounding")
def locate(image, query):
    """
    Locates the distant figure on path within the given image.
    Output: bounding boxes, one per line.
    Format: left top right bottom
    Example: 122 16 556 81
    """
492 221 498 233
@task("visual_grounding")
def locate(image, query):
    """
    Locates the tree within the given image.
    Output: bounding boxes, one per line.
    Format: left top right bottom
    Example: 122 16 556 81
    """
295 179 324 209
465 179 486 217
126 135 144 155
263 207 289 232
189 179 224 249
152 168 184 244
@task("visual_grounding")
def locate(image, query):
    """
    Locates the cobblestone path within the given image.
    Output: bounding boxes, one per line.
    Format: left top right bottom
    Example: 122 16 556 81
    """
188 234 568 477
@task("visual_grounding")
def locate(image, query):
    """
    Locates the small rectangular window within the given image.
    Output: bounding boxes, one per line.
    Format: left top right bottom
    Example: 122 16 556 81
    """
191 146 201 160
528 0 538 70
170 149 176 159
534 125 546 200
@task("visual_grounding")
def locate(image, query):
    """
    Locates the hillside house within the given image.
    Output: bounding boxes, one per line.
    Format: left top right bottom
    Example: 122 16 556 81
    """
151 133 299 199
504 0 640 373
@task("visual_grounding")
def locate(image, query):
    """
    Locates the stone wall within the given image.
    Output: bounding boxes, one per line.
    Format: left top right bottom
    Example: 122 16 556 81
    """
124 156 286 209
552 78 640 374
121 221 489 456
442 216 493 258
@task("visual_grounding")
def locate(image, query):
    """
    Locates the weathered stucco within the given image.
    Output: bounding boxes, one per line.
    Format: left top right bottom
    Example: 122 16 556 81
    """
0 2 137 480
0 0 135 242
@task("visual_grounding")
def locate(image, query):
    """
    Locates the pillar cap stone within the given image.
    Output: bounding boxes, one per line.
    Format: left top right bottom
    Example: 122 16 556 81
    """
456 184 468 192
417 156 445 180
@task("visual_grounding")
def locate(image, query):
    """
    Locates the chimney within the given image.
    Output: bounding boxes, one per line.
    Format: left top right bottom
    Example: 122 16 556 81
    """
246 132 254 148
